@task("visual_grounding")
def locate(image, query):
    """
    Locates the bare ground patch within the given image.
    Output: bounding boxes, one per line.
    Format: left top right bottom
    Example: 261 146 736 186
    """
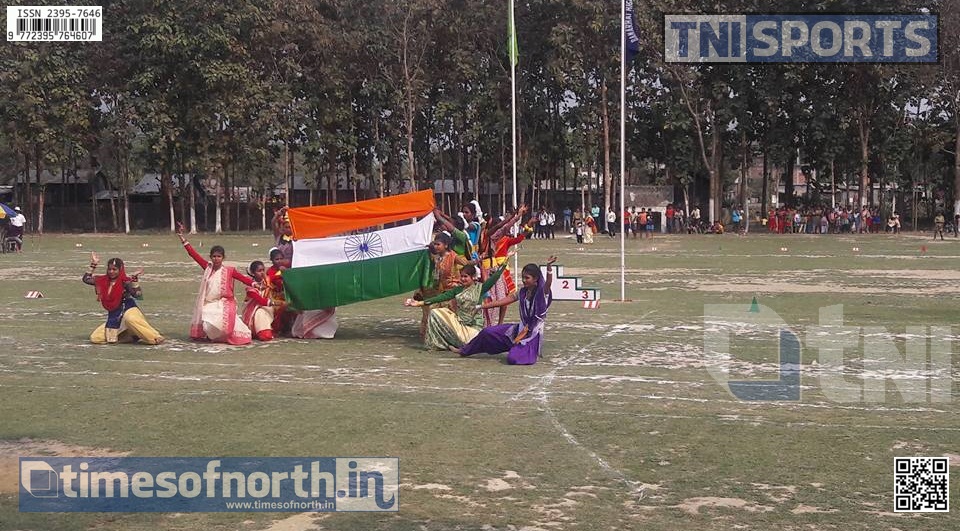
262 513 330 531
0 438 130 495
676 497 775 515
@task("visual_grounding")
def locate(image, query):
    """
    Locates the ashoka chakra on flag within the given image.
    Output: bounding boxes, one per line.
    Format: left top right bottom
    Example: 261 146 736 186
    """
282 191 436 310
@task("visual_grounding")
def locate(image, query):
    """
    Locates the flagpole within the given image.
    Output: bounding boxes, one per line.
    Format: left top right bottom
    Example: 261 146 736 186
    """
619 0 627 302
510 0 518 212
510 0 519 274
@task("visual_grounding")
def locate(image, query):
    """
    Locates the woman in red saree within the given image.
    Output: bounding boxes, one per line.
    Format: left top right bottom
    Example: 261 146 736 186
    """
177 224 254 345
242 260 278 341
478 205 532 326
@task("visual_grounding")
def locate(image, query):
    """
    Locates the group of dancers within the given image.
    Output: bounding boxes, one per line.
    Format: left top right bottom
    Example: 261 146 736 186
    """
81 200 555 365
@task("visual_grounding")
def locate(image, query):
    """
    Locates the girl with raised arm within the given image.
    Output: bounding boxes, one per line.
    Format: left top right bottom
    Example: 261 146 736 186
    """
478 205 532 326
82 253 164 345
456 256 556 365
405 263 507 351
177 223 254 345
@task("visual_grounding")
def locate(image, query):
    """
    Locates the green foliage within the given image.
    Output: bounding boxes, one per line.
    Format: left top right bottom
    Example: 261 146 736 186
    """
0 0 956 219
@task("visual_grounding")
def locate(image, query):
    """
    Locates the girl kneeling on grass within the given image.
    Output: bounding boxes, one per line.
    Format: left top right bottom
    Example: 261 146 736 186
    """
405 263 506 351
242 261 279 341
83 253 164 345
177 223 254 345
454 256 556 365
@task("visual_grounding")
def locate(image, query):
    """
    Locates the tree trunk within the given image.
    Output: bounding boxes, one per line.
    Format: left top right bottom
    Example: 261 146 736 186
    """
284 143 290 207
60 155 67 225
92 186 98 233
175 175 184 229
37 184 45 235
858 113 871 207
234 164 240 231
739 131 748 231
261 192 267 231
121 151 130 234
761 150 769 217
350 155 358 202
714 133 723 221
327 157 337 205
33 144 41 233
438 145 446 208
189 176 197 234
165 172 175 231
474 153 480 210
373 115 385 199
13 149 21 209
20 149 28 226
954 116 960 215
500 136 507 213
460 146 467 205
316 165 322 206
830 159 836 209
561 147 568 196
215 168 223 233
601 79 612 217
108 175 118 231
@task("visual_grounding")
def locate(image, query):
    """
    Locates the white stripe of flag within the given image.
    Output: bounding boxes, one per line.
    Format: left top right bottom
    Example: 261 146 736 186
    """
291 213 435 269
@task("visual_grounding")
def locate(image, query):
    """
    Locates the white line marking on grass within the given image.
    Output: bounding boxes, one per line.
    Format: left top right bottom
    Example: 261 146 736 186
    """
510 318 649 403
0 353 541 383
511 313 656 500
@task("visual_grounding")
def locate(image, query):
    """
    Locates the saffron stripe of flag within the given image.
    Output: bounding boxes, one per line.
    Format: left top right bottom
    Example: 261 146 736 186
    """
287 190 435 240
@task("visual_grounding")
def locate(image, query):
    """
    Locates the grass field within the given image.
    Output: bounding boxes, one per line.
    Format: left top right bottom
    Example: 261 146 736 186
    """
0 229 958 530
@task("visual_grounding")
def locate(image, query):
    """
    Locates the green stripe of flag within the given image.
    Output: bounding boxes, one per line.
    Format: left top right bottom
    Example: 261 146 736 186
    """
283 249 433 310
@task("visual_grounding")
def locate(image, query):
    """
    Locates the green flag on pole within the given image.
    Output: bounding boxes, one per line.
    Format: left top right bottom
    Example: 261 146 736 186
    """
508 2 518 66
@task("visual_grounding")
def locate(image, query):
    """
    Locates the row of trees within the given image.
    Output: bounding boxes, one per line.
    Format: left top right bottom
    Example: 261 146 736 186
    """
0 0 957 233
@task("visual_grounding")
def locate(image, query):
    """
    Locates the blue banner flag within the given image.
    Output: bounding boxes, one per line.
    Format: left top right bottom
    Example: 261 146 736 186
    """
625 0 641 60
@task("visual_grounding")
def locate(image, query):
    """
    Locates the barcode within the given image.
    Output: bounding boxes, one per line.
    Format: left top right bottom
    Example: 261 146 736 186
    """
894 457 949 512
15 18 97 34
6 6 103 42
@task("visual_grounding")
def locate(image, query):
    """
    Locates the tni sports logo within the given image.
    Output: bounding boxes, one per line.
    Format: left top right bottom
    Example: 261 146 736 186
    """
664 14 938 63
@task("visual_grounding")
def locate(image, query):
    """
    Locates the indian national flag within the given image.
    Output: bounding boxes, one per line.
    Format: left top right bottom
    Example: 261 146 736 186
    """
283 191 436 310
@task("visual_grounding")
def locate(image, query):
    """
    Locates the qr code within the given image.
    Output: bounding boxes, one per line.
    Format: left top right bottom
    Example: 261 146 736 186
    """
894 457 949 512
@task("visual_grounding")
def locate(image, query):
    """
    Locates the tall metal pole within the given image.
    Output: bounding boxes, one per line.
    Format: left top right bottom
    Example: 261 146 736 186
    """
510 0 518 212
510 0 519 273
619 0 627 301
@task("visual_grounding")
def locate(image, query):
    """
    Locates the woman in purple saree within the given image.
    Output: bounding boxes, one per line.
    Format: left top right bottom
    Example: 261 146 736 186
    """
454 256 556 365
